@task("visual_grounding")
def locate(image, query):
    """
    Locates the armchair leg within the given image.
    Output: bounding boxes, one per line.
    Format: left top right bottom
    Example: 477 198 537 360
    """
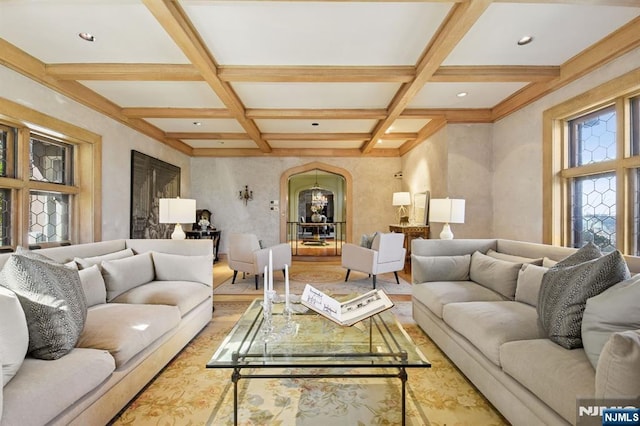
254 275 259 290
372 275 377 289
394 271 400 284
345 269 351 282
232 270 238 284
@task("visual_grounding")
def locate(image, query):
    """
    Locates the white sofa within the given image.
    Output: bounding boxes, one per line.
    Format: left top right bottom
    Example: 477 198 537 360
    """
0 239 213 426
411 239 640 426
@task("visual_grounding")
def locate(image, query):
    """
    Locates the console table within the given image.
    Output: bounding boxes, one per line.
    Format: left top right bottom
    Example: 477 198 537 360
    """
389 224 429 271
185 229 221 262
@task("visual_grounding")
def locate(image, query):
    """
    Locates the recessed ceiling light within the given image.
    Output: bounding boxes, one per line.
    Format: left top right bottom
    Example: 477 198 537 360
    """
193 121 202 126
311 122 319 127
517 35 533 46
78 32 96 42
457 92 468 98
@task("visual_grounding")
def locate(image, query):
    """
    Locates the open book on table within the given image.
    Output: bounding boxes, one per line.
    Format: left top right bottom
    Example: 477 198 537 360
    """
301 284 394 326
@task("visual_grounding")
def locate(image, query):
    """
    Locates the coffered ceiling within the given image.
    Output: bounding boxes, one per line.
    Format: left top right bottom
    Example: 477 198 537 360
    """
1 1 639 157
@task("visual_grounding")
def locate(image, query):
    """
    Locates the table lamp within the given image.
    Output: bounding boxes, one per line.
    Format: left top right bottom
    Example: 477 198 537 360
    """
159 197 196 240
392 192 411 225
429 198 465 239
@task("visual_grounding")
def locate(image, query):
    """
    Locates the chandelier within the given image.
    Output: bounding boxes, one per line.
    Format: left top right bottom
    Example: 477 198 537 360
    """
311 170 327 208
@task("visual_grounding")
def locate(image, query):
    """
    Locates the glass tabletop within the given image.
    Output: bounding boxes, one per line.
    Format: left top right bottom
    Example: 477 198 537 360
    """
207 299 430 369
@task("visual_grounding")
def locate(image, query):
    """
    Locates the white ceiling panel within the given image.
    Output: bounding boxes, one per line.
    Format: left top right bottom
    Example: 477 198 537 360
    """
146 118 245 133
389 119 432 133
80 81 225 108
254 119 377 133
182 1 452 66
268 140 364 149
0 1 189 64
233 83 400 109
184 140 257 149
444 3 640 66
409 82 528 109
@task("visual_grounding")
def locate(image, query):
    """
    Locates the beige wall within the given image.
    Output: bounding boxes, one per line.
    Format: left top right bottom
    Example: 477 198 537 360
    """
190 156 402 253
401 123 493 239
0 66 192 241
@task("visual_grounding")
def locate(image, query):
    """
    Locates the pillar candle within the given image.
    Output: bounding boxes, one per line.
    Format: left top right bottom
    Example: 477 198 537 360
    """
284 263 290 310
268 249 273 292
263 265 268 302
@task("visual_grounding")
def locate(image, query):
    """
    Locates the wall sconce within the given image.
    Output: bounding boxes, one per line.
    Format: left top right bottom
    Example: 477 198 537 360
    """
239 185 253 205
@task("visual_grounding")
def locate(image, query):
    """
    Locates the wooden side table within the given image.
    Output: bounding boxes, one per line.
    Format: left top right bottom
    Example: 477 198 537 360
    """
186 229 221 262
389 224 429 272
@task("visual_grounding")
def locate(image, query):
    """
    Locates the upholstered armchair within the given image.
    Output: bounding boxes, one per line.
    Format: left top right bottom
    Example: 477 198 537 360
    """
227 233 292 289
341 232 406 289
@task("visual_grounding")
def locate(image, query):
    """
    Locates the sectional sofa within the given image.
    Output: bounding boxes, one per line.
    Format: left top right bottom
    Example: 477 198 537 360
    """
0 239 213 426
411 239 640 426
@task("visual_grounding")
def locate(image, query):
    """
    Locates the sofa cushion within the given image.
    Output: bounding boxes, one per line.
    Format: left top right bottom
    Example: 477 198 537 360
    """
73 248 134 269
412 281 504 319
360 232 378 249
102 252 155 301
582 276 640 369
77 303 180 367
411 254 470 283
111 281 211 316
500 339 595 425
0 286 28 386
469 251 522 299
442 301 544 366
515 264 548 308
151 251 212 286
538 246 630 349
595 330 640 399
78 264 107 307
1 348 115 426
0 253 87 360
486 249 543 266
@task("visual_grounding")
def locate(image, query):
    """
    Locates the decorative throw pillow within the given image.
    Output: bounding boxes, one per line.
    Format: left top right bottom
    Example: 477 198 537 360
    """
151 252 212 286
469 251 523 300
411 254 470 283
486 249 543 266
581 275 640 369
0 285 29 386
0 253 87 360
102 252 155 301
360 232 378 249
537 244 630 349
515 264 548 308
74 248 134 270
595 330 640 398
78 265 107 307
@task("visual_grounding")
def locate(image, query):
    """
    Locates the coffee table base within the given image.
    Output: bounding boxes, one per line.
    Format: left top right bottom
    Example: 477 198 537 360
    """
230 367 409 426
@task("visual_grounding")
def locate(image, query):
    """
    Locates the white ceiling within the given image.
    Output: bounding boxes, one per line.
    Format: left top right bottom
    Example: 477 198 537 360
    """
0 0 638 156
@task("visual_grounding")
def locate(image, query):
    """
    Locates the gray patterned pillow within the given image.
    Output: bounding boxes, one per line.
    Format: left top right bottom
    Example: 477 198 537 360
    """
538 244 630 349
0 253 87 360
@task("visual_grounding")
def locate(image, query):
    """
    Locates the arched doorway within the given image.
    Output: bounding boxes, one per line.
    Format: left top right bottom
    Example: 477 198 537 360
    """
279 162 353 257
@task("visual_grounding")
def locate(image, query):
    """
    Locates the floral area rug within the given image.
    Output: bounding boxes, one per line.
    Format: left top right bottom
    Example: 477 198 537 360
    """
110 302 508 426
215 262 412 296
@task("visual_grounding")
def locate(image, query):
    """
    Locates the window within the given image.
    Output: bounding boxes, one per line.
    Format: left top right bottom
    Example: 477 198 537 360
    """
0 96 102 248
544 69 640 255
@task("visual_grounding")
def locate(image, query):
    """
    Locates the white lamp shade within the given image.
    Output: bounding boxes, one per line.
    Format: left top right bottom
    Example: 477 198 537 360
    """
159 198 196 224
392 192 411 206
429 198 465 224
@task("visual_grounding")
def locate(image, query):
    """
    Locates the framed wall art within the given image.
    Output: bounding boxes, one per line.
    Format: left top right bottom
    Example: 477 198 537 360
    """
130 150 181 239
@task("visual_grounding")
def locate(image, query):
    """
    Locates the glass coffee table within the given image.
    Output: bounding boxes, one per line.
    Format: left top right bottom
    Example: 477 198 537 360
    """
206 299 430 425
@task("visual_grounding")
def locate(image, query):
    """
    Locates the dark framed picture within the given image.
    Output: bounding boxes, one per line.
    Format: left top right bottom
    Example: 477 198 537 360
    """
130 150 181 239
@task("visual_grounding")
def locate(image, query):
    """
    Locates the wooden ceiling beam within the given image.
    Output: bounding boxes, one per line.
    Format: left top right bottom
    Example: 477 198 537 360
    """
402 108 493 122
143 0 271 153
492 15 640 120
122 108 232 119
263 133 370 141
362 0 492 153
168 132 250 140
46 63 201 81
399 118 448 156
432 65 560 82
246 108 388 119
218 66 415 83
191 147 399 158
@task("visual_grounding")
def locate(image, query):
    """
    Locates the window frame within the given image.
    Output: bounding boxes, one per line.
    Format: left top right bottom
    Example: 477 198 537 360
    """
0 96 101 249
544 68 640 255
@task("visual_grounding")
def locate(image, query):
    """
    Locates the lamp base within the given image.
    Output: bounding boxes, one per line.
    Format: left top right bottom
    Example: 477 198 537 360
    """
171 223 186 240
439 223 454 240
